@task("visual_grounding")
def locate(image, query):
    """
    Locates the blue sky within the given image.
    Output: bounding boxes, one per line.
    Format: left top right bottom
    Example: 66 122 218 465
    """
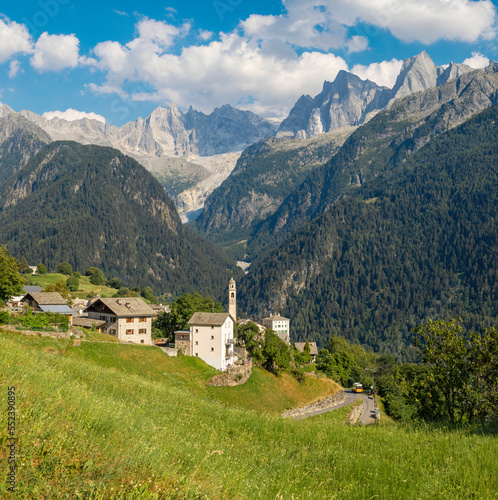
1 0 497 125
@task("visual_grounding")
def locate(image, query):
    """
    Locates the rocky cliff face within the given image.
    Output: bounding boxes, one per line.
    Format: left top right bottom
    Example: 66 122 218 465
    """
278 51 476 139
0 113 51 184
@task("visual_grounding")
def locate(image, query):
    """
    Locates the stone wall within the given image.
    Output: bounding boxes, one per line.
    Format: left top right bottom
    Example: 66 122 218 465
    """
282 391 346 418
207 362 252 387
347 399 364 425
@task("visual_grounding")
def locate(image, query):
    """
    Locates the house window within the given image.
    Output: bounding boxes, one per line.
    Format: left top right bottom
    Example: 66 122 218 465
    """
195 353 198 357
126 318 134 323
139 317 147 322
210 347 214 352
100 315 106 320
211 326 214 329
211 335 214 340
126 329 133 335
140 340 144 344
195 341 198 345
139 329 147 334
195 329 198 333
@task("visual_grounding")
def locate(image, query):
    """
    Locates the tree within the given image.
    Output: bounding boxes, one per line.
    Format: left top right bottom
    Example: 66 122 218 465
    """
43 281 72 305
153 293 223 339
0 246 26 302
66 276 80 292
56 262 73 276
236 321 264 363
36 263 47 275
18 257 32 274
140 286 157 304
261 329 291 374
86 267 106 285
413 318 498 424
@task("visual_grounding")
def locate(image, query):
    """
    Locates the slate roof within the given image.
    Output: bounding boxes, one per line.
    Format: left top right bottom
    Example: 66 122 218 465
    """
294 342 319 356
23 292 67 305
263 314 290 322
188 312 231 326
85 297 156 318
73 317 107 328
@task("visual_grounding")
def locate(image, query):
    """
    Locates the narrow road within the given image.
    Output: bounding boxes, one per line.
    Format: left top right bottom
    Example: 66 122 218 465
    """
292 390 377 424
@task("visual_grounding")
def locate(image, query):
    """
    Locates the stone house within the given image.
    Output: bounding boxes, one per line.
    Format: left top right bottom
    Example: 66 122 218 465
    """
294 342 319 363
174 330 191 354
262 313 290 344
188 312 234 371
84 297 156 345
21 292 73 325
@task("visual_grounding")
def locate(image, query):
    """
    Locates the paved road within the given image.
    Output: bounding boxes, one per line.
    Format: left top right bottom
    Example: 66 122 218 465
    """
293 390 377 424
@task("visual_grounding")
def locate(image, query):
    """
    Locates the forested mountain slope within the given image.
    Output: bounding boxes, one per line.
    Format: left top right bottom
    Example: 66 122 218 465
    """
247 63 498 261
194 127 355 254
239 102 498 358
0 141 241 298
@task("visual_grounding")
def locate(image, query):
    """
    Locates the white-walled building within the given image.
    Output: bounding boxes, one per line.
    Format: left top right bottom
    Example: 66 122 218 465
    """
85 297 156 345
188 312 234 371
262 314 290 344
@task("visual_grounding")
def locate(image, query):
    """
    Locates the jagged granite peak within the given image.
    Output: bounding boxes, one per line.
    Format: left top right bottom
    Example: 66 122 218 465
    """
383 50 439 105
279 51 478 140
0 104 15 118
436 61 475 87
278 69 385 138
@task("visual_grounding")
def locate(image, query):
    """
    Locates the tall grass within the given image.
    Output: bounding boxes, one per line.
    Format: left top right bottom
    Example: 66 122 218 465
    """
0 331 496 499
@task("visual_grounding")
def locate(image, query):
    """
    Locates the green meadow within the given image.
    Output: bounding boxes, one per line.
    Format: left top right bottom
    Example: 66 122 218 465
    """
0 329 496 499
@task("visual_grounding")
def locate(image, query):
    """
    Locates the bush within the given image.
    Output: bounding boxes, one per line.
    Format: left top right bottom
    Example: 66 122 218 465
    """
0 310 10 324
66 276 80 292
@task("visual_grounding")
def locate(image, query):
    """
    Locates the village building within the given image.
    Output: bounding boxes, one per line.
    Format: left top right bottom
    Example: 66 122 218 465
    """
84 297 156 345
10 286 42 308
228 277 236 320
174 330 191 354
294 342 319 363
21 292 74 325
262 313 290 344
188 312 234 370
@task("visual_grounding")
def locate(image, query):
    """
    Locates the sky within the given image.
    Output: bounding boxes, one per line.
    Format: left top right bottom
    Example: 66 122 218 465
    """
0 0 497 125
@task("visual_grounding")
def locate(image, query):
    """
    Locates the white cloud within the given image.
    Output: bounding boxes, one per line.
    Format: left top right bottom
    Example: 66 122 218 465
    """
352 58 403 88
346 36 369 53
89 29 349 117
240 0 497 49
0 17 32 63
31 33 80 72
198 30 214 42
463 51 490 69
8 60 21 78
43 108 106 123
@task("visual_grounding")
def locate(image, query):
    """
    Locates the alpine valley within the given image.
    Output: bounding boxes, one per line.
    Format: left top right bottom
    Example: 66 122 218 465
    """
1 51 498 356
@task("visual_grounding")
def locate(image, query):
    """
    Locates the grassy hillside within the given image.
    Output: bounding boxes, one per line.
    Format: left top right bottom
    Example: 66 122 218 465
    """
25 273 118 299
1 330 496 499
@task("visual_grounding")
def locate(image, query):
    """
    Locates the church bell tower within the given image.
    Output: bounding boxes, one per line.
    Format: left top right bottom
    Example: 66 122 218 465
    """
228 277 236 320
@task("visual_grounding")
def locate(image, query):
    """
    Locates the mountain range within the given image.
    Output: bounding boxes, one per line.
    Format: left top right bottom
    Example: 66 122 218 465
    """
0 141 242 299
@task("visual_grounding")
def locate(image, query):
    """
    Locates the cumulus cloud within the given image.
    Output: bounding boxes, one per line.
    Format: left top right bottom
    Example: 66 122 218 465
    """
352 58 403 88
43 108 106 123
31 33 80 72
463 51 490 69
0 16 32 63
8 60 21 78
89 28 349 117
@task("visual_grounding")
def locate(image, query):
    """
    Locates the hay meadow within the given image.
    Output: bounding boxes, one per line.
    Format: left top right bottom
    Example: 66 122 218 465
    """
0 329 496 499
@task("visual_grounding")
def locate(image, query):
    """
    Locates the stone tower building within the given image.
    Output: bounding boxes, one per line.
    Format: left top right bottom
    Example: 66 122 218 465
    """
228 277 236 320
